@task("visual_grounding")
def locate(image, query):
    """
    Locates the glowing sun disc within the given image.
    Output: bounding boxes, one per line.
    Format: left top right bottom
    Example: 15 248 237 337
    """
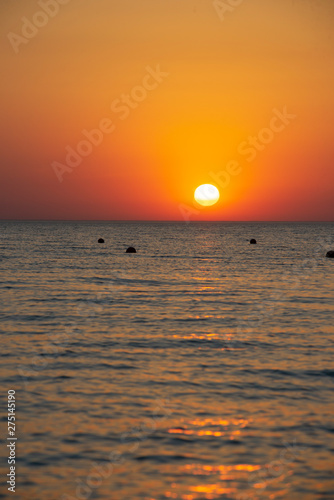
194 184 220 206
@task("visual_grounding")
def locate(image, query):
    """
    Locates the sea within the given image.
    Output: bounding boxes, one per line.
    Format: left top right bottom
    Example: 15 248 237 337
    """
1 221 334 500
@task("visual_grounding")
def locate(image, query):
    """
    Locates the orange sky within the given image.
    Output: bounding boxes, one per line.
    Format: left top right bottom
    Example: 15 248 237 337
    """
1 0 333 220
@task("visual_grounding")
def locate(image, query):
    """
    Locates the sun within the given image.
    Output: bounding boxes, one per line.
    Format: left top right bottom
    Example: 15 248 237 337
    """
194 184 220 207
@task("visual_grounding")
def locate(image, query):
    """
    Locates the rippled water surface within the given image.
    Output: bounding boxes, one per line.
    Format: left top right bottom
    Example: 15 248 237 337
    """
1 221 334 500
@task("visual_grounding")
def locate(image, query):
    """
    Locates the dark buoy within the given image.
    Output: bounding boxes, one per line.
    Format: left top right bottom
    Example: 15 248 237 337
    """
126 247 136 254
250 239 257 245
98 238 105 244
326 250 334 259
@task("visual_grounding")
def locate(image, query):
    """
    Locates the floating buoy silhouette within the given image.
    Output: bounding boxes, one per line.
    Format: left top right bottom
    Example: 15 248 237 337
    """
126 247 136 253
98 238 104 244
250 239 257 244
326 250 334 259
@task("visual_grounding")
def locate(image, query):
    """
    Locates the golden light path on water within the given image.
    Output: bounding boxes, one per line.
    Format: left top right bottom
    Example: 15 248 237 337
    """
155 412 293 500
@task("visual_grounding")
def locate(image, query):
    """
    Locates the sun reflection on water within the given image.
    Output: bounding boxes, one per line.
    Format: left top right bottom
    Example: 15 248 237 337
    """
168 418 250 440
162 416 293 500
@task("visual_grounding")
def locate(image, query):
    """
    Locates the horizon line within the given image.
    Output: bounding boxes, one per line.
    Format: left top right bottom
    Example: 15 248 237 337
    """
0 219 333 223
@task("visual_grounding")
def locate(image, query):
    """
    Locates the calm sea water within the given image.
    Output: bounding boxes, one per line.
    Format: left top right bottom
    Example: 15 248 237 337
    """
1 221 334 500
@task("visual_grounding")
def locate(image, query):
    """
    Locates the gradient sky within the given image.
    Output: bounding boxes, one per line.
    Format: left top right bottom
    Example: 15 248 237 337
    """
1 0 334 220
